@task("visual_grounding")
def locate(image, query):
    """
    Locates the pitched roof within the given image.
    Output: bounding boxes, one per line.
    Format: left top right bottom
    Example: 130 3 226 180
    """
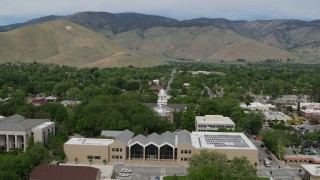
160 131 175 147
29 164 100 180
129 134 146 146
146 132 161 145
177 130 192 146
115 129 134 144
101 130 123 137
0 114 50 131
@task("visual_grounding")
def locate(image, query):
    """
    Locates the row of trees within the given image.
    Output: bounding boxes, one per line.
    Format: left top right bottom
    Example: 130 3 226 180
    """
170 62 320 100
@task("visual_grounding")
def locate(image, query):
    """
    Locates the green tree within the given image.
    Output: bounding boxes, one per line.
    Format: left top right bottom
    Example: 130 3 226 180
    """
188 150 257 180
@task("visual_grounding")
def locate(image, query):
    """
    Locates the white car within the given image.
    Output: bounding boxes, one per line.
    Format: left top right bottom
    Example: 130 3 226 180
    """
118 173 129 177
116 161 124 165
121 168 132 173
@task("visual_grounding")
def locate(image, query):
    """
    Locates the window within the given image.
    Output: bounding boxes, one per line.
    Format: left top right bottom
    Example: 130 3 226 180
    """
188 150 191 154
112 155 121 159
120 148 122 152
112 148 115 151
184 157 188 161
184 150 188 154
87 155 93 159
116 148 119 152
181 157 183 161
181 150 183 154
94 156 101 159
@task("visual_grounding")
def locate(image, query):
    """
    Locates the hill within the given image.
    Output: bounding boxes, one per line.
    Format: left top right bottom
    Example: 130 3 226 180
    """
113 26 297 62
0 20 164 67
1 12 320 64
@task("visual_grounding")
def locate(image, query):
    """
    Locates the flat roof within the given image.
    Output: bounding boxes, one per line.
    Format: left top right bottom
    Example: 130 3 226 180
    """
196 115 235 125
191 132 257 150
300 164 320 177
33 122 54 129
263 111 292 121
65 138 113 146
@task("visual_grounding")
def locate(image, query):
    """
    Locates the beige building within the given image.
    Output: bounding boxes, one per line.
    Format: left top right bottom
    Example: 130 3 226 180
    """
301 164 320 180
64 130 258 165
0 114 55 151
64 138 113 163
195 115 235 132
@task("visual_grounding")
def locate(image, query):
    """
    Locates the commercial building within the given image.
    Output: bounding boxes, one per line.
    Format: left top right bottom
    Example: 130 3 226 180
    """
64 130 258 165
300 164 320 180
0 114 55 151
195 115 235 132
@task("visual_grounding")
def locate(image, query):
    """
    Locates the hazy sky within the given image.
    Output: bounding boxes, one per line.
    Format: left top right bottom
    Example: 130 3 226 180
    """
1 0 320 25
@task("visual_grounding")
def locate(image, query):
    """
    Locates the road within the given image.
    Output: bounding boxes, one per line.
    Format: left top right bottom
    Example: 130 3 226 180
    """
245 132 303 179
165 68 176 95
114 164 188 180
257 168 303 179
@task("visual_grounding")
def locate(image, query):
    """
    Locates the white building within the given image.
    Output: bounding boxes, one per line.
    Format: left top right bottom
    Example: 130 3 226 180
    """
0 114 55 151
248 102 274 111
142 88 186 123
263 111 292 121
300 164 320 180
195 115 235 132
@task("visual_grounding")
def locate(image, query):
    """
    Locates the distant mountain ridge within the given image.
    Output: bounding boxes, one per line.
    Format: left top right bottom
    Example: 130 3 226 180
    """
1 11 320 66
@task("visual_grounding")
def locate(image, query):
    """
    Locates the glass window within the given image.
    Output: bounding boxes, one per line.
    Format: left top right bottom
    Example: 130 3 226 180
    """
87 155 93 159
181 150 183 154
94 156 101 159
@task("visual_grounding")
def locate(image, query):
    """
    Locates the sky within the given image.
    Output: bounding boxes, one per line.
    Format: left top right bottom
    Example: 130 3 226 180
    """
1 0 320 25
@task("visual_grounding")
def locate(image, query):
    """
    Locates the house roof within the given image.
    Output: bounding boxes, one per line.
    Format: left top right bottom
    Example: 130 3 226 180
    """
29 164 100 180
0 114 50 131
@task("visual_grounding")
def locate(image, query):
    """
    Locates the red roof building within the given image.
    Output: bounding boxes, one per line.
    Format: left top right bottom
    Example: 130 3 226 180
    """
29 164 101 180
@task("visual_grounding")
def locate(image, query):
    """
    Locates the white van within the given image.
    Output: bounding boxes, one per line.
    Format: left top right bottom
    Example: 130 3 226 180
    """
264 159 271 167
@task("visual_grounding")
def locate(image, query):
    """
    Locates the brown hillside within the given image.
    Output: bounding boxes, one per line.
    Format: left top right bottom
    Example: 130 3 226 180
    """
209 39 296 61
0 20 162 67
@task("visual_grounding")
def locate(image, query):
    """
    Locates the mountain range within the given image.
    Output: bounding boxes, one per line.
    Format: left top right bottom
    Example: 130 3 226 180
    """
0 12 320 67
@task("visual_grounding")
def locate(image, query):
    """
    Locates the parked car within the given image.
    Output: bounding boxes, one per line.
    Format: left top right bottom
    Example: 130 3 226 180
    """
260 144 265 148
267 156 272 160
121 168 132 173
265 150 271 155
116 161 124 165
118 173 129 177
